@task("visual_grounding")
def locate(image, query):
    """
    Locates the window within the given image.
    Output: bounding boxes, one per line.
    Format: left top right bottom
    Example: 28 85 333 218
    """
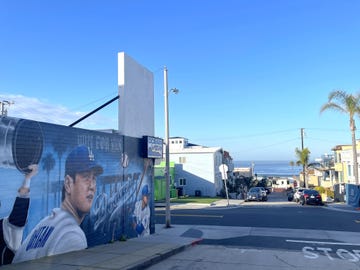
179 178 186 186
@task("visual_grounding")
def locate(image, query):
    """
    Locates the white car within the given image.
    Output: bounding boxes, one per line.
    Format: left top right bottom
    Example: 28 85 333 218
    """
259 187 268 201
293 188 307 202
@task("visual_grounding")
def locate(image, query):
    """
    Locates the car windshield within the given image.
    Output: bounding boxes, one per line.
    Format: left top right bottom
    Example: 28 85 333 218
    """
304 189 319 195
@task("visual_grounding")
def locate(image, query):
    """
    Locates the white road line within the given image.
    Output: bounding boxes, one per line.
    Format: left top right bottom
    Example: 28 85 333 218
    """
286 239 360 246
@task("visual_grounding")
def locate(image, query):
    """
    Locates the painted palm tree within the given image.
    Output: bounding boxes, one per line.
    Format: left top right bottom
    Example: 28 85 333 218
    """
295 147 310 188
320 90 360 185
42 153 55 213
53 141 68 205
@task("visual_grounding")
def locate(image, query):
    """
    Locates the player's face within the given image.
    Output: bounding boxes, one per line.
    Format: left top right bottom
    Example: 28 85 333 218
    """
70 170 97 214
142 195 148 207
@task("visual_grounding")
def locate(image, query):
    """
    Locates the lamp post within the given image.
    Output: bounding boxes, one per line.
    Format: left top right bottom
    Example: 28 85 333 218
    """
164 66 179 228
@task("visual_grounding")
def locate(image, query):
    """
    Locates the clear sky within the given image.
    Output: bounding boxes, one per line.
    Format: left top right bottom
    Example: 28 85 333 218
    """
1 0 360 162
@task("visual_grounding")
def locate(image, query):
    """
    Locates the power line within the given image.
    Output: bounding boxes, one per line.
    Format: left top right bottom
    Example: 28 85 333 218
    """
69 91 119 111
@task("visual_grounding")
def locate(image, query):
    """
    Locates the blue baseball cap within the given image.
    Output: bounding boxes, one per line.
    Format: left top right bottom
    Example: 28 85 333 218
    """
65 145 103 176
142 185 150 196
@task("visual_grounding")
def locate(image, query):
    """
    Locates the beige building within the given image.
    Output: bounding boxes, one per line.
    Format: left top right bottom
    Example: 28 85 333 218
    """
332 141 360 185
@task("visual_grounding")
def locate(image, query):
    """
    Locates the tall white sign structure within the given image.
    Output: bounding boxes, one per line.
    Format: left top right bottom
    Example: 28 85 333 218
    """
117 52 154 137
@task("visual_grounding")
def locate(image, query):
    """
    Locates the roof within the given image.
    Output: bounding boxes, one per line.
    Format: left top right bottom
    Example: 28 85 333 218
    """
170 146 223 154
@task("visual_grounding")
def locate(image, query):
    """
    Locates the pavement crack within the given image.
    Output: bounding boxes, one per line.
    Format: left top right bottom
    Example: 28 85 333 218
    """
274 254 297 268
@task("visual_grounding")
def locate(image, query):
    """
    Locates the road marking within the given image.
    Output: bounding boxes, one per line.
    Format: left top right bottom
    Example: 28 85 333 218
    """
286 239 360 246
156 213 223 218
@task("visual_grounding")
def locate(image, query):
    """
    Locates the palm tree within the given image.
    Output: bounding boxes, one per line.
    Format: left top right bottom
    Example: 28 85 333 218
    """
320 90 360 185
289 160 296 185
42 153 55 213
53 141 68 205
295 147 310 188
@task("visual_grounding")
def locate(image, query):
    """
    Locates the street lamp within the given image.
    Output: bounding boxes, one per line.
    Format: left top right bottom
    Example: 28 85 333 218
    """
164 66 179 228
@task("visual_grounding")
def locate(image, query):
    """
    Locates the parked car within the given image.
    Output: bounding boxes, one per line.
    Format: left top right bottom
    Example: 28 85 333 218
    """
293 188 307 203
259 187 268 201
299 189 324 206
287 190 294 201
264 187 272 194
245 187 267 202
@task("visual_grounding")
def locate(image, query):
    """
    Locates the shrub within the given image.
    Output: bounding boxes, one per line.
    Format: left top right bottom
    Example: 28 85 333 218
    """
314 186 325 194
314 186 334 198
325 188 334 198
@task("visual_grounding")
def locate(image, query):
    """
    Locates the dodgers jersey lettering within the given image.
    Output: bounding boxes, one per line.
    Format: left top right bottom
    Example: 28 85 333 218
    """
13 208 87 263
26 226 54 251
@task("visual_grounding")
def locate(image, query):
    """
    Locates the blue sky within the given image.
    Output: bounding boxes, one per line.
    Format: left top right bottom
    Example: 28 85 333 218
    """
1 0 360 161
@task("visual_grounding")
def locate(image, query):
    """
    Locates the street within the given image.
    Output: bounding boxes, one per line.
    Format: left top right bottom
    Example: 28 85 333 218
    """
151 192 360 269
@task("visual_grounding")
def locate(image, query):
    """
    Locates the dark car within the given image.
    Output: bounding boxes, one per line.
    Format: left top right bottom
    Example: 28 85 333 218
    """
245 187 267 202
300 189 324 206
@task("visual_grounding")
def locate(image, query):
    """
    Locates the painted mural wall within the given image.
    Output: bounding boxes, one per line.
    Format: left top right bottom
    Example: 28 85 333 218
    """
0 116 154 265
346 183 360 207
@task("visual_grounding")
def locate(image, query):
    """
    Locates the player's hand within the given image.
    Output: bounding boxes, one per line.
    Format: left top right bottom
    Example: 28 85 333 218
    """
25 164 39 179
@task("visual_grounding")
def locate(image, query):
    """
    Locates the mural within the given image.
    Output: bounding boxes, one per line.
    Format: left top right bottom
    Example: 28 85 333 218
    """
346 184 360 207
0 116 154 265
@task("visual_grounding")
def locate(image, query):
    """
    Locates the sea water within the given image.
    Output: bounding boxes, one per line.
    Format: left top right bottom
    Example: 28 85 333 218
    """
234 160 302 177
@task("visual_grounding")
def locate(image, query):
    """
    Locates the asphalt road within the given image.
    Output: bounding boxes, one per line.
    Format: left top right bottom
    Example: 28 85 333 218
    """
155 192 360 232
151 192 360 269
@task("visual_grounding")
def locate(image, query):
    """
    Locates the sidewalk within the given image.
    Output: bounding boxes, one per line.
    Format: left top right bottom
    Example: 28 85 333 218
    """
155 198 245 209
2 225 202 270
2 199 359 270
325 201 360 213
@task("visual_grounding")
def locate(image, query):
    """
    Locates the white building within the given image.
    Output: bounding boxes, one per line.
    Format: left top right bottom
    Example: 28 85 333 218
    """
168 137 232 197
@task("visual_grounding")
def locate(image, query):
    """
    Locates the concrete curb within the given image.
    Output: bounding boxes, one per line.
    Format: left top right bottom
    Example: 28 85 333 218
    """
130 238 203 270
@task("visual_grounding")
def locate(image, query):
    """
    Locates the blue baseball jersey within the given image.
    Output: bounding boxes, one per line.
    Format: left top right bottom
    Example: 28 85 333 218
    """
13 208 87 263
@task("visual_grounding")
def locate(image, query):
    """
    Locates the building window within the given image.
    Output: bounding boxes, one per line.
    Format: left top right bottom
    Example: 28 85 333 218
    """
179 178 186 186
179 157 186 163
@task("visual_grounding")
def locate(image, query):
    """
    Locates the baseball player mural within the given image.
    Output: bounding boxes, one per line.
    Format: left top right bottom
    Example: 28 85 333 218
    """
13 145 103 263
132 184 150 237
0 116 154 264
0 164 38 266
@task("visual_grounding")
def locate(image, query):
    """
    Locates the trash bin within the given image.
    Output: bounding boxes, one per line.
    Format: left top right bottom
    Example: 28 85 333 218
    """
195 190 201 197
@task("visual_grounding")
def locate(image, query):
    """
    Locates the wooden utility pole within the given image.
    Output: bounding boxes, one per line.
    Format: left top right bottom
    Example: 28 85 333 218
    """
301 128 307 188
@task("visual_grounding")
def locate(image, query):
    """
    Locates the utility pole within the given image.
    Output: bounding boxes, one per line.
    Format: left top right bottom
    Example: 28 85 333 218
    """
163 67 179 228
300 128 306 188
301 128 304 150
0 100 14 116
164 66 171 228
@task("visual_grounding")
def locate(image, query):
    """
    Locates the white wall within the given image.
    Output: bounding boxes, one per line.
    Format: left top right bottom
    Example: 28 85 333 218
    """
117 52 154 137
171 152 218 197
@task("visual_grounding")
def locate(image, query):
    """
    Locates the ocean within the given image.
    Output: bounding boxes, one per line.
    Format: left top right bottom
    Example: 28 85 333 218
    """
234 160 302 177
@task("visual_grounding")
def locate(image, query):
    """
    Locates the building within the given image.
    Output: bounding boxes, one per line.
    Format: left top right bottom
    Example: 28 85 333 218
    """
332 143 360 185
167 137 234 197
154 161 176 201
